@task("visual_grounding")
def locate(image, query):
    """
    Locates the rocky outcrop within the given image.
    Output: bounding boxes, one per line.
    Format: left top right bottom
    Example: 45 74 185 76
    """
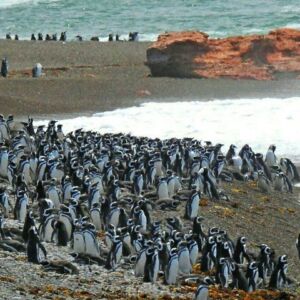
146 29 300 80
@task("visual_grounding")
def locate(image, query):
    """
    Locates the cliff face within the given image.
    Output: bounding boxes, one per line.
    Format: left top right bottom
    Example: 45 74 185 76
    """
146 29 300 80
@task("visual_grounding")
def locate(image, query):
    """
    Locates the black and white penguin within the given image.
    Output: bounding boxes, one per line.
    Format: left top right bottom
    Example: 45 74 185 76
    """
52 220 68 246
143 247 159 283
6 33 12 40
269 255 288 289
265 145 277 167
280 158 300 183
32 63 42 78
164 248 178 285
257 170 271 193
185 188 200 220
105 235 123 270
230 262 248 291
296 233 300 260
178 240 192 274
31 34 36 41
135 246 147 277
0 187 11 217
234 236 249 264
22 211 36 243
157 177 169 199
82 223 100 257
1 58 9 78
59 32 67 42
215 257 231 288
90 202 102 230
194 284 209 300
15 34 19 41
27 226 47 264
200 167 219 200
38 33 43 40
14 189 28 223
108 34 113 42
246 261 259 292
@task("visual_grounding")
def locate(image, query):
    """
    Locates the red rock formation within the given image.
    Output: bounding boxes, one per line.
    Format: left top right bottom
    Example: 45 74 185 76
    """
146 29 300 80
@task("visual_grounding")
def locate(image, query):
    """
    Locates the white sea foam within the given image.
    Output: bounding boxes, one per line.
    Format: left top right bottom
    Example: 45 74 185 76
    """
0 0 60 9
36 97 300 161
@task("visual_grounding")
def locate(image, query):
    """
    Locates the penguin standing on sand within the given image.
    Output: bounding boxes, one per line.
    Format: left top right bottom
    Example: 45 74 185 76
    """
31 34 36 41
1 58 8 78
185 187 200 220
51 220 68 246
246 261 259 292
27 226 47 263
194 277 214 300
105 235 123 270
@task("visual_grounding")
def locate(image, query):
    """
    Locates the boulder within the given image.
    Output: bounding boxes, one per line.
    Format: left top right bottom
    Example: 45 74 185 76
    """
146 29 300 80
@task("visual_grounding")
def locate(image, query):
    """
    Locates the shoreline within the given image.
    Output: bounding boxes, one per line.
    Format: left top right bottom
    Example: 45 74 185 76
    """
0 40 298 118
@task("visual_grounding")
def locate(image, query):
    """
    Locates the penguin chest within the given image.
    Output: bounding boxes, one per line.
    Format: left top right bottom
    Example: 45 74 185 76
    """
58 215 72 241
150 252 159 282
83 231 100 257
135 250 146 277
166 255 178 284
42 217 55 242
90 209 102 230
158 182 169 199
178 248 191 274
73 232 85 254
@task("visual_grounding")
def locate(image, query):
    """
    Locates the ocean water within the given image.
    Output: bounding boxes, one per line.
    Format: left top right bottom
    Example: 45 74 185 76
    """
0 0 299 41
35 97 300 162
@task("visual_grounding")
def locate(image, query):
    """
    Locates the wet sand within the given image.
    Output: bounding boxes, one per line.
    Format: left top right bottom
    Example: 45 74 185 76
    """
0 40 299 118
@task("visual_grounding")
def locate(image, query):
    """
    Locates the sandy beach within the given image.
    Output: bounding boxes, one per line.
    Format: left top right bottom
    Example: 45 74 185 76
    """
0 40 299 118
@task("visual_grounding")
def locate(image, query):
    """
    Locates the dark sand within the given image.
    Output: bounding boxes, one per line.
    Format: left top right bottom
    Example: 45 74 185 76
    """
0 40 299 118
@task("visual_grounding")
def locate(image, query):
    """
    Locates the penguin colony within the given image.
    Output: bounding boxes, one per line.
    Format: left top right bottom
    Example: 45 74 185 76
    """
5 32 139 42
0 115 299 300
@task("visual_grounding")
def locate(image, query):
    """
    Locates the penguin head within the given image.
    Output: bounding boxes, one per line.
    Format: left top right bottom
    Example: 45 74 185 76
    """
248 261 258 270
279 255 288 264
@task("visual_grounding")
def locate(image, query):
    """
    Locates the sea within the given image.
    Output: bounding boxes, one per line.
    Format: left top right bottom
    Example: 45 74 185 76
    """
1 0 300 161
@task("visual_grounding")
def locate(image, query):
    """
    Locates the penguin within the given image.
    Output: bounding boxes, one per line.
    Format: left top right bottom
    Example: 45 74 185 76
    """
39 208 56 242
105 235 123 270
269 255 288 289
234 236 250 264
185 188 200 220
76 35 83 41
194 284 209 300
52 220 68 246
157 177 169 199
230 262 248 291
15 34 19 41
14 190 28 223
257 170 271 193
0 187 11 217
246 261 259 292
265 145 277 167
32 63 42 78
280 158 300 183
59 32 66 42
72 224 85 254
215 257 230 288
200 167 219 200
188 238 199 266
296 233 300 260
82 224 100 257
1 58 9 78
178 241 192 274
38 33 43 40
90 202 102 230
135 246 147 277
143 247 159 283
108 34 113 42
6 33 12 40
27 226 47 264
31 34 36 41
58 207 73 241
164 248 178 285
22 210 36 243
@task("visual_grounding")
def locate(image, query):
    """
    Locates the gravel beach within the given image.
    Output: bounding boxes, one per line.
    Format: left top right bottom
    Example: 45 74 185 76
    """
0 40 300 300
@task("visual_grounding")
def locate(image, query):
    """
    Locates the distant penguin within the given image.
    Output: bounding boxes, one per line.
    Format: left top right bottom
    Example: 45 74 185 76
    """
135 246 147 277
76 35 83 41
32 63 42 78
296 234 300 260
0 187 11 217
234 236 249 264
27 226 47 263
82 224 100 257
215 257 230 288
90 203 102 230
15 34 19 40
22 211 36 243
38 33 43 40
116 34 120 41
59 32 66 42
6 34 11 40
269 255 288 289
31 34 36 41
165 248 178 285
1 58 9 78
108 34 113 42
